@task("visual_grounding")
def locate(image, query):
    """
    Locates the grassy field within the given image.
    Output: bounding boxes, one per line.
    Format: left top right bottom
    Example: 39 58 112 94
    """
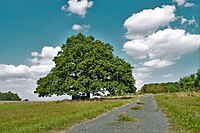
155 92 200 133
0 99 134 133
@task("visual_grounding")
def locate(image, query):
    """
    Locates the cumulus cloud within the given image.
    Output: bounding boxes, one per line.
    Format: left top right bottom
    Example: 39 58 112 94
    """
163 73 174 78
123 28 200 60
173 0 185 6
123 5 200 89
0 65 31 80
72 24 91 31
125 28 199 88
134 79 145 90
135 67 152 73
29 46 61 66
123 5 176 39
184 2 195 7
143 59 175 68
62 0 94 17
124 28 200 88
133 71 152 89
0 46 71 101
123 40 149 58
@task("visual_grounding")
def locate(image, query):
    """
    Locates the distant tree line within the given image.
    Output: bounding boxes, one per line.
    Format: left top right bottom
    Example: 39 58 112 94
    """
141 82 180 93
0 91 21 101
141 69 200 93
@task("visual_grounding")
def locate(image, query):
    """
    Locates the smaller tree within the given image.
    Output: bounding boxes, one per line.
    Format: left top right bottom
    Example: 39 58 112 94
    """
194 69 200 91
0 91 21 101
179 74 196 91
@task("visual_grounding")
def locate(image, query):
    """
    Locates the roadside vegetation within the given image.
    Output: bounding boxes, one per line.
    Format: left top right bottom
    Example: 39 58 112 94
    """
0 99 132 133
136 101 144 104
131 105 142 110
141 69 200 93
117 113 137 122
155 92 200 133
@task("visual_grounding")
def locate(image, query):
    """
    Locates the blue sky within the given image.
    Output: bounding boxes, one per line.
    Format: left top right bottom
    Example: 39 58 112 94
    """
0 0 199 100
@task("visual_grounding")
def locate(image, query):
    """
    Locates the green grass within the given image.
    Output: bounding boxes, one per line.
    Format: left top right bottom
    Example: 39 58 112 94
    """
0 99 131 133
117 113 137 122
131 105 142 110
136 102 144 104
155 92 200 133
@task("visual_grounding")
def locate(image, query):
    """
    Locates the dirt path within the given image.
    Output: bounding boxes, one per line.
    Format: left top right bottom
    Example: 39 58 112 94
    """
66 95 167 133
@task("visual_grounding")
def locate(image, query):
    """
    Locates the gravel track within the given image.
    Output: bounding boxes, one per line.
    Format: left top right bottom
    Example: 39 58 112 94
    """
66 95 167 133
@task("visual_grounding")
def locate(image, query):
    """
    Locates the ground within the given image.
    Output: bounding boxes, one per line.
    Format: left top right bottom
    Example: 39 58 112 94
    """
66 95 167 133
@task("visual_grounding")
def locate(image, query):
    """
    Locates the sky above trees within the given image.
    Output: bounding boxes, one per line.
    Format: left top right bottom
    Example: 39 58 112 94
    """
0 0 199 100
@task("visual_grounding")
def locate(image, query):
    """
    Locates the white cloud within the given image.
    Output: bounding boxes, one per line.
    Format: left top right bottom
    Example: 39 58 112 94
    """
61 5 67 12
72 24 91 31
123 5 176 39
72 24 82 31
40 46 61 59
184 2 195 7
188 18 196 25
180 17 187 24
123 40 149 58
133 71 151 90
133 59 174 89
63 0 94 17
29 46 61 66
0 46 72 101
128 27 200 87
134 72 151 79
143 59 175 68
173 0 185 6
163 73 174 78
123 28 200 60
123 4 200 89
0 65 31 80
31 52 39 57
135 67 152 72
179 16 198 27
135 79 145 90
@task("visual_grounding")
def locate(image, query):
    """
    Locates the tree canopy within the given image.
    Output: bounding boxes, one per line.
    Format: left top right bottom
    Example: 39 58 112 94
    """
35 33 136 97
179 69 200 91
0 91 21 101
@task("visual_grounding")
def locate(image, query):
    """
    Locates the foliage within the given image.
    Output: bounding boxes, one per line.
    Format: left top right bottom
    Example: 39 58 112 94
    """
155 92 200 133
179 69 200 91
141 82 180 93
117 113 137 122
131 105 142 110
194 69 200 90
0 99 131 133
0 91 21 101
136 101 144 104
141 69 200 93
35 33 136 97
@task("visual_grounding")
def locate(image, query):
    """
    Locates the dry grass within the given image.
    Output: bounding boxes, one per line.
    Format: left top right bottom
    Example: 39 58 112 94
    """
117 113 137 122
155 91 200 133
176 91 200 98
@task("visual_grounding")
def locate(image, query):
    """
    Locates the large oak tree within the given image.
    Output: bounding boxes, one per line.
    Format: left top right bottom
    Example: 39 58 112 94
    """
35 33 136 97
